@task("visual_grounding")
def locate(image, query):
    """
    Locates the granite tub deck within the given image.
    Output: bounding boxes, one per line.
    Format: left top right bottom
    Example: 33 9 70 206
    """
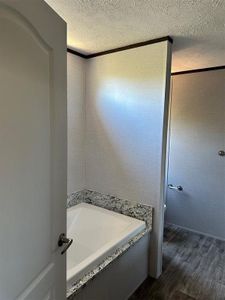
67 190 153 229
67 190 153 299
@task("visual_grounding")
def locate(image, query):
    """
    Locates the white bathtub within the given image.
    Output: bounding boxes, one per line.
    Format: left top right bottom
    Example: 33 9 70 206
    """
67 203 146 287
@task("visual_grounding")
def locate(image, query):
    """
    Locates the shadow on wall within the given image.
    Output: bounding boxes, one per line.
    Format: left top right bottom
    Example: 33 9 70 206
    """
87 74 165 202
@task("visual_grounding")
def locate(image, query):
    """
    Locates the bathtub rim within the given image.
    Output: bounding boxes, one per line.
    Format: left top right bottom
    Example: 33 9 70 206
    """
67 226 150 298
67 202 151 298
67 203 146 286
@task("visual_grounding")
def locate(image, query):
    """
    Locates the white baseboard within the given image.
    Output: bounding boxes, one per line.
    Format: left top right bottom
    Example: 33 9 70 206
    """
165 222 225 242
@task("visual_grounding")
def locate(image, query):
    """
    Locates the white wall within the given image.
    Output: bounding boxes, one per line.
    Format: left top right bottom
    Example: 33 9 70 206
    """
166 70 225 240
67 53 86 194
85 42 172 277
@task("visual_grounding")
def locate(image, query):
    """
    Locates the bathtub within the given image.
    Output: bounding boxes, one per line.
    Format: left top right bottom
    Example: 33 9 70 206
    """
67 203 146 288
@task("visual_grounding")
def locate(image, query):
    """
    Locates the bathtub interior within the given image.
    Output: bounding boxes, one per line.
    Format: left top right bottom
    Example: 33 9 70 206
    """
67 203 146 285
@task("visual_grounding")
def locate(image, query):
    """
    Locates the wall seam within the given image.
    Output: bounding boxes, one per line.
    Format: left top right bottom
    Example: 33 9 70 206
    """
83 57 88 190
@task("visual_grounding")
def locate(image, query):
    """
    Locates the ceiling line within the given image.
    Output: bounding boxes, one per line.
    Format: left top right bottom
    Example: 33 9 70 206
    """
67 35 172 59
67 36 225 74
172 65 225 75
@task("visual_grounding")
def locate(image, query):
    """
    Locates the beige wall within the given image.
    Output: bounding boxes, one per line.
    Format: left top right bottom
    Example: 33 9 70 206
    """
67 53 86 194
166 70 225 240
67 43 172 277
85 42 172 277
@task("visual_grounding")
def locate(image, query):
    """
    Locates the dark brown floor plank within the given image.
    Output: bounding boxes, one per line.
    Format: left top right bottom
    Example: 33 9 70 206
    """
170 290 195 300
129 224 225 300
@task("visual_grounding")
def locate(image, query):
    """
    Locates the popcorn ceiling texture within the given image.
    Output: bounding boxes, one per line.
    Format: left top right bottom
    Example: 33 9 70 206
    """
45 0 225 72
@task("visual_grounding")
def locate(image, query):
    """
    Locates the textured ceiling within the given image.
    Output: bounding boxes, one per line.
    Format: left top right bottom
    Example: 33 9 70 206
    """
45 0 225 72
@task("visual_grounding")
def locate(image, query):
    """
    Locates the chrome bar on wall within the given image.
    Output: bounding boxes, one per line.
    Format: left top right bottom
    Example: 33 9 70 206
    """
168 184 183 191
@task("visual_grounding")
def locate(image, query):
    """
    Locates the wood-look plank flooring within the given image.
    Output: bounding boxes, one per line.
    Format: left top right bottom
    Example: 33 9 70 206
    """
129 223 225 300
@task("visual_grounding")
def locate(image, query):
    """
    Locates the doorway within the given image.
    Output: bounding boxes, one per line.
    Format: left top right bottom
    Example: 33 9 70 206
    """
166 68 225 240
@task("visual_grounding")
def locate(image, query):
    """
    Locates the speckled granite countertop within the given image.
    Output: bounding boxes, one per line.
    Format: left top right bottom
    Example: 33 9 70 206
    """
67 189 153 299
67 189 153 229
